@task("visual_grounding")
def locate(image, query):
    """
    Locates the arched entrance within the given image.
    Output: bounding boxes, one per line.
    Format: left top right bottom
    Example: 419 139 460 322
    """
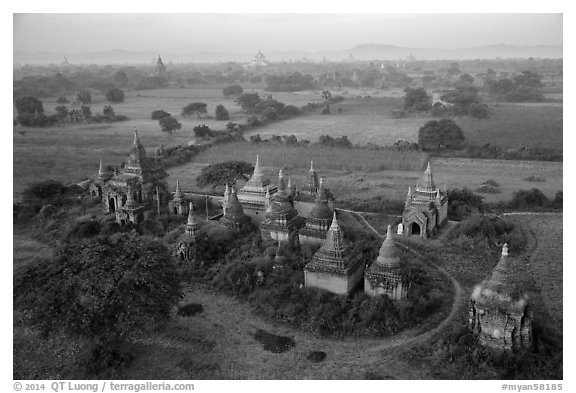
180 252 185 261
411 222 421 236
173 207 178 215
109 198 116 212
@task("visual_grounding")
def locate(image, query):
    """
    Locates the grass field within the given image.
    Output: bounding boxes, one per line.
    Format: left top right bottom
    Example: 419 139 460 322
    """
12 86 324 199
244 97 563 150
167 143 562 204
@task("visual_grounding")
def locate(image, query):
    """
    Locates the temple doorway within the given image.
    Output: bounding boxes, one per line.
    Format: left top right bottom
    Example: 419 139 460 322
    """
411 223 421 236
109 198 116 212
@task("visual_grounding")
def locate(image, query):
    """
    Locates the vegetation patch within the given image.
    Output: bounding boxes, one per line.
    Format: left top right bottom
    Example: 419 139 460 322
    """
254 329 295 353
524 174 546 182
178 303 204 317
307 351 327 363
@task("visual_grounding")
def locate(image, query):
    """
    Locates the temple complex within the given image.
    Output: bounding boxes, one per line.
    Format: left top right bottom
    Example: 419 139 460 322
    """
469 244 533 351
237 155 278 224
365 225 409 300
252 50 268 66
260 169 305 241
176 202 199 263
220 186 251 231
401 162 448 238
90 129 166 225
298 177 333 249
304 211 364 295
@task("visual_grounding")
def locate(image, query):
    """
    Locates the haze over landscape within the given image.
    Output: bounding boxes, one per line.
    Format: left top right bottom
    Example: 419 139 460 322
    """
14 13 563 64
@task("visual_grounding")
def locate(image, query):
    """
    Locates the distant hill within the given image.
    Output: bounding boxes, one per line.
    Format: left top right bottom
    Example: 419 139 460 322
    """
14 44 562 65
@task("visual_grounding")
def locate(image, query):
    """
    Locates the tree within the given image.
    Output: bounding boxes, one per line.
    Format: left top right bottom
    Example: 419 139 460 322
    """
403 87 431 111
151 109 171 120
158 116 182 133
102 105 115 120
418 119 465 150
236 93 261 113
215 104 230 120
14 96 44 116
76 89 92 105
193 124 213 138
113 70 129 86
197 161 254 187
222 84 243 97
105 88 125 103
56 96 68 104
55 105 69 119
13 234 182 373
182 102 207 118
458 73 474 86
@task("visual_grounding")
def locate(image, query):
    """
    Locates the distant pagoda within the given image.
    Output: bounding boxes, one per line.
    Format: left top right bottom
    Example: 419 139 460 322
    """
469 244 533 351
176 202 199 263
152 55 166 77
365 225 409 300
304 211 364 295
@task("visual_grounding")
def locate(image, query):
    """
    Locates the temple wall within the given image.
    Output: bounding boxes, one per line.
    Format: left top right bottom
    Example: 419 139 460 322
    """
305 271 353 295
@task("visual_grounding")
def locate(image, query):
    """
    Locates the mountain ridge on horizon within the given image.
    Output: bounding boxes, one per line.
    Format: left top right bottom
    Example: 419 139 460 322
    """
14 43 563 65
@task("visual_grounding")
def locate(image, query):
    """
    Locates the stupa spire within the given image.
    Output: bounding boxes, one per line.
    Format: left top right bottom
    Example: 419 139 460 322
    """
310 160 315 172
253 154 263 176
376 225 400 268
98 157 105 177
174 179 182 200
419 161 436 191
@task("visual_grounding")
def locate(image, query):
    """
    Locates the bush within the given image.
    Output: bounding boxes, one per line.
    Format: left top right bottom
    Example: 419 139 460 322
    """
197 161 254 187
105 88 125 103
193 124 213 138
447 189 484 221
508 189 549 210
222 84 243 97
215 104 230 121
151 109 171 120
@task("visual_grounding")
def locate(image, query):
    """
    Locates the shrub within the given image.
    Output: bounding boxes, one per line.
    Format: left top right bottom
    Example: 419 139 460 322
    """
222 84 243 97
508 189 549 210
524 174 545 182
215 104 230 121
151 109 171 120
105 88 125 103
197 160 254 187
193 124 213 138
56 96 68 104
447 189 484 221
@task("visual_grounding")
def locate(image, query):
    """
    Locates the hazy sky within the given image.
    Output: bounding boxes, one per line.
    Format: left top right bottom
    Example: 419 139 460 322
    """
13 13 563 54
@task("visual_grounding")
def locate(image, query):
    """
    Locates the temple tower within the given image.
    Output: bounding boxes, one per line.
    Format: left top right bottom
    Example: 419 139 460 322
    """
469 244 533 351
220 186 251 231
308 160 320 195
298 177 333 248
169 179 188 215
364 225 409 300
304 211 364 295
177 202 199 263
237 155 278 224
401 162 448 239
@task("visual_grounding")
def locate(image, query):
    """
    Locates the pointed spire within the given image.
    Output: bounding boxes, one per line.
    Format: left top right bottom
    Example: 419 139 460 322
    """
98 157 105 177
174 179 182 200
419 161 436 191
487 243 515 290
224 182 230 197
405 186 412 207
187 202 196 225
376 225 400 268
253 154 263 176
133 128 141 146
329 210 339 231
125 186 135 208
502 243 509 256
316 177 327 200
277 168 286 190
310 160 315 172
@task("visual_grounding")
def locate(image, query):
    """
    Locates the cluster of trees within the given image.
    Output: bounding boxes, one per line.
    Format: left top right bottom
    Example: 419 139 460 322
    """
403 87 431 112
433 86 490 119
316 135 353 149
196 160 254 187
418 119 465 150
264 72 315 92
150 109 181 134
15 92 128 127
488 71 545 102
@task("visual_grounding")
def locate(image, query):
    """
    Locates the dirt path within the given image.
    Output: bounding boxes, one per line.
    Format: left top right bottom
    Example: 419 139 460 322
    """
175 208 465 379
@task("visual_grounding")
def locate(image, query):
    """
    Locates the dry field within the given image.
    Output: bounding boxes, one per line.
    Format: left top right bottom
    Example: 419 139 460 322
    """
167 145 562 204
509 213 563 329
13 86 321 199
245 96 563 151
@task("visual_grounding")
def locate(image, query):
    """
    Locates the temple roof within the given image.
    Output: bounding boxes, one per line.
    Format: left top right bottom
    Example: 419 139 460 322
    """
126 129 148 174
308 178 333 221
241 154 274 192
375 225 401 268
306 211 361 274
224 187 248 220
174 179 183 201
